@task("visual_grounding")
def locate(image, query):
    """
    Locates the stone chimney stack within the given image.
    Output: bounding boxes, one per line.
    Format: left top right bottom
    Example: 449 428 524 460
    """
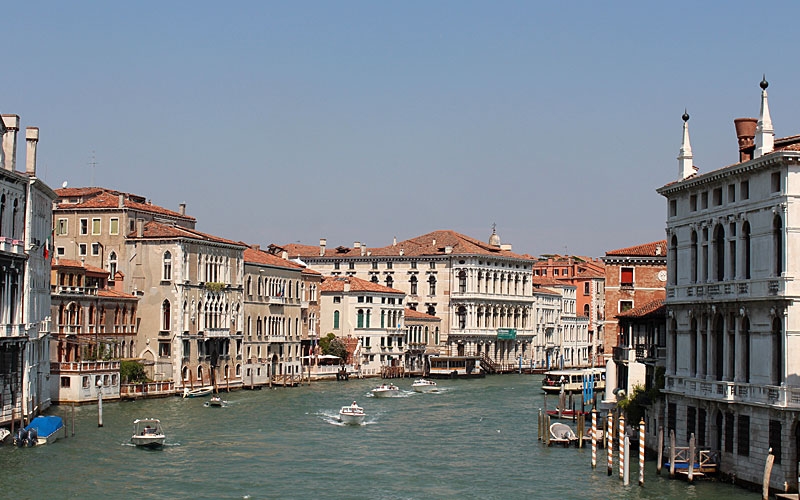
136 219 144 238
118 194 124 208
179 202 186 215
354 241 361 249
393 236 397 247
2 114 20 172
251 244 260 252
734 118 757 163
281 250 288 260
25 127 39 175
361 245 366 257
319 238 327 256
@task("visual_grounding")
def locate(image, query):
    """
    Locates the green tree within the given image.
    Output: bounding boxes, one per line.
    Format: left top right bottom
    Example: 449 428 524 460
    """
320 332 347 361
120 360 148 384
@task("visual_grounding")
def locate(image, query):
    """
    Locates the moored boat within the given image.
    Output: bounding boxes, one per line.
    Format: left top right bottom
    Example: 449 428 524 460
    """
549 422 578 444
14 415 64 446
411 379 437 393
371 383 400 397
541 368 605 394
545 409 590 420
183 385 214 398
131 418 166 449
339 401 366 425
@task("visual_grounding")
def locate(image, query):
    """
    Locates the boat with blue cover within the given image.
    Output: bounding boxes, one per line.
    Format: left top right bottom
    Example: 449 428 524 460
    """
14 415 64 446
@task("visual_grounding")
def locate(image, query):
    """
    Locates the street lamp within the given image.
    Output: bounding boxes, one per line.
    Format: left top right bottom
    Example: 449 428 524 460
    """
96 377 103 427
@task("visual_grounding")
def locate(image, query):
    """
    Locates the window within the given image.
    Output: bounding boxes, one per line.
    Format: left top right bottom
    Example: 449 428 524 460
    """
669 199 677 217
712 188 722 206
108 251 117 278
619 301 633 313
92 218 101 235
410 261 417 269
700 191 708 209
91 243 101 256
80 218 88 235
428 275 437 295
728 184 736 203
386 261 393 270
410 276 418 295
333 261 340 270
429 261 436 269
620 267 633 287
163 251 172 281
458 270 467 293
771 171 781 193
109 218 119 235
737 415 750 456
333 296 341 304
60 377 70 388
56 218 68 236
769 420 782 464
348 262 355 270
333 310 340 329
385 275 393 288
56 247 65 256
372 262 378 270
159 341 171 357
357 309 364 328
370 275 379 283
583 282 590 295
162 300 171 331
690 194 697 212
741 180 749 200
79 243 87 256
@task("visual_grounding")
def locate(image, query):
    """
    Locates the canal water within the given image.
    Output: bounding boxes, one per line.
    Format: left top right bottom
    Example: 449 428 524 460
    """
1 375 759 500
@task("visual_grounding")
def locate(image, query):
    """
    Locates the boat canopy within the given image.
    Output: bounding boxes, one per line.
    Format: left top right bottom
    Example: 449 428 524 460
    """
25 416 63 436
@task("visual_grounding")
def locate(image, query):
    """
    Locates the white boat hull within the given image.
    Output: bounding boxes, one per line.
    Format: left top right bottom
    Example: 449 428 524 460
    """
339 412 366 425
131 435 166 448
411 380 437 393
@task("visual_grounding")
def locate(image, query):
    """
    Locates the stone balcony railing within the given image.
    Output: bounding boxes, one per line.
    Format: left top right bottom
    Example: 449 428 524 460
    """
664 375 800 408
51 360 121 373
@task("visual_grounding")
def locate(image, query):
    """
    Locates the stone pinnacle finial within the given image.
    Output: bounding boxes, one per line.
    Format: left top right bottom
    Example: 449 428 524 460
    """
760 75 769 90
682 109 689 122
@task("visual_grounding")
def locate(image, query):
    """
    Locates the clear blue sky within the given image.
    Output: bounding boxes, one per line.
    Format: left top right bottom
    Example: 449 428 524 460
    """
5 1 800 258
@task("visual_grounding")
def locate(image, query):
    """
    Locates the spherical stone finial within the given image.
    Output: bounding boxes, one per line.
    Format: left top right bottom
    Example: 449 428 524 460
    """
682 109 689 122
760 75 769 90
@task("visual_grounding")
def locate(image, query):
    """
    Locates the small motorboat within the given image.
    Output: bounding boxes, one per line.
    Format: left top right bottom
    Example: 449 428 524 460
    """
14 415 64 447
0 428 10 444
205 395 224 407
411 379 437 393
371 383 400 397
131 418 166 449
545 409 589 420
183 385 214 398
549 422 578 444
339 402 366 425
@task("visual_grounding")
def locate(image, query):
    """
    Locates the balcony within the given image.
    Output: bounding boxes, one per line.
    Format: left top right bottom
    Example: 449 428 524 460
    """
664 375 799 408
51 360 121 373
203 328 230 338
268 296 286 305
52 285 99 295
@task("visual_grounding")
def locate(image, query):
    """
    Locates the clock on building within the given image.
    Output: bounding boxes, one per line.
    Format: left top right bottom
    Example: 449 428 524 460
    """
657 270 667 282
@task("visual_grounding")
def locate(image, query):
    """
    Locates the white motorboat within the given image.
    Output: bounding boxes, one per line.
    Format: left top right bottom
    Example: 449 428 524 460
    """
131 418 166 449
411 379 437 393
371 383 400 397
205 395 224 407
183 385 214 398
339 402 366 425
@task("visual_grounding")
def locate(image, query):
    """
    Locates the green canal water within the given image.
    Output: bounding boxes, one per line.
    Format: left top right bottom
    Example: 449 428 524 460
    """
0 375 759 500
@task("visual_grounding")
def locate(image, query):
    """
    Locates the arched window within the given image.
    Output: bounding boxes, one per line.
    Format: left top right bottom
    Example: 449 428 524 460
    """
161 300 171 331
163 251 173 281
774 215 784 276
669 235 678 285
457 306 467 329
773 316 783 385
357 309 364 328
458 270 467 293
371 275 379 283
713 224 725 281
385 275 393 288
333 310 340 329
428 276 437 296
410 276 418 295
11 199 18 238
426 305 435 317
583 304 590 317
742 222 751 279
108 251 117 279
690 231 698 283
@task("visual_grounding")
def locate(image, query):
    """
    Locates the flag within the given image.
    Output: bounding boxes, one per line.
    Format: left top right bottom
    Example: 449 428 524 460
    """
43 238 49 259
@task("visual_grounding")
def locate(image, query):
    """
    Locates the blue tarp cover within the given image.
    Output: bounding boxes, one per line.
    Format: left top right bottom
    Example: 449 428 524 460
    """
25 416 64 437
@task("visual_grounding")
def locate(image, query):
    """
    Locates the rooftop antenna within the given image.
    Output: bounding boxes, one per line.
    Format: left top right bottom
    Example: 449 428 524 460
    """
88 151 97 186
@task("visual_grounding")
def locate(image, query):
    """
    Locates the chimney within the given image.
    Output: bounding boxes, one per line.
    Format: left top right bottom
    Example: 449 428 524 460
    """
343 280 350 292
361 245 366 257
500 244 512 251
118 194 124 208
734 118 757 162
444 245 453 254
251 244 260 252
393 236 397 247
136 219 144 238
281 250 288 260
25 127 39 175
2 114 20 172
354 241 361 249
179 202 186 215
319 238 327 256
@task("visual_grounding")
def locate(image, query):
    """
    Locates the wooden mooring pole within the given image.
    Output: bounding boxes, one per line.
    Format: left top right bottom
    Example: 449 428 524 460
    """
638 418 645 486
763 447 775 500
618 413 626 480
591 410 597 469
577 413 585 448
607 411 614 476
623 435 630 486
688 433 695 483
669 429 676 479
656 425 664 475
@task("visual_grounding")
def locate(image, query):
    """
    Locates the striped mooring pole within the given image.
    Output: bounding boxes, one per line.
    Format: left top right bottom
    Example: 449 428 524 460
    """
591 410 597 469
618 414 626 480
638 418 646 486
606 411 613 476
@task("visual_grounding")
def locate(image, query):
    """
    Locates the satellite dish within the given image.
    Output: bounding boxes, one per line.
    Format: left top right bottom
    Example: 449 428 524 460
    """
61 181 68 188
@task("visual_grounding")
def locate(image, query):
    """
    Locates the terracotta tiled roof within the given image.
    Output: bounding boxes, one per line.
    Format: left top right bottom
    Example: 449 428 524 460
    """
97 289 137 299
617 299 666 318
243 247 306 270
52 258 107 275
55 188 196 222
404 308 439 320
283 230 531 261
535 287 561 296
319 275 405 294
136 221 244 247
605 240 667 257
301 267 322 276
